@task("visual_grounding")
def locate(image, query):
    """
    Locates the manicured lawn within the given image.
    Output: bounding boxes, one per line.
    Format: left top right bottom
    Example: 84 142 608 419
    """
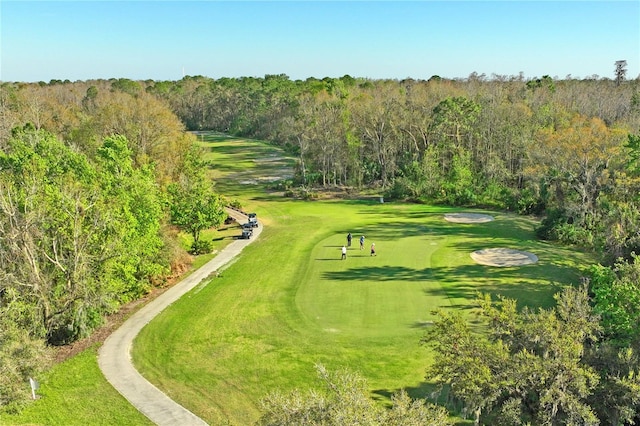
132 135 593 425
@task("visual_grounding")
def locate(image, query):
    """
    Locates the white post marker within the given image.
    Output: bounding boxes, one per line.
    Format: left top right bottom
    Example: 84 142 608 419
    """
29 377 39 400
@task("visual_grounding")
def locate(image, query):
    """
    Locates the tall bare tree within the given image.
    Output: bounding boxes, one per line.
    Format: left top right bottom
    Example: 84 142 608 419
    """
615 60 627 86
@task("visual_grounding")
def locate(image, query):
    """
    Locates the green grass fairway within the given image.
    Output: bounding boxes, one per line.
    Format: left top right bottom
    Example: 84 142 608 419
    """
131 134 593 425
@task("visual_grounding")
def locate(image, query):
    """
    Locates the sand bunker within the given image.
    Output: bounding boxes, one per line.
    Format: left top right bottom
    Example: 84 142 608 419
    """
444 213 495 223
471 248 538 267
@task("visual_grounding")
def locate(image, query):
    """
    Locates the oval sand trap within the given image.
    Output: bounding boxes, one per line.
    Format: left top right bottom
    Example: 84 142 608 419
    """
444 213 494 223
471 248 538 267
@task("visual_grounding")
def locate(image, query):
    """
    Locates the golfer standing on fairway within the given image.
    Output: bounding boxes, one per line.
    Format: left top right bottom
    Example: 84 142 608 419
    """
360 235 365 250
341 245 347 260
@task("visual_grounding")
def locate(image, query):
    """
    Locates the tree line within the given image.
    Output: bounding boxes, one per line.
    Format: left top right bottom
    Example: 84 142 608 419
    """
147 73 640 262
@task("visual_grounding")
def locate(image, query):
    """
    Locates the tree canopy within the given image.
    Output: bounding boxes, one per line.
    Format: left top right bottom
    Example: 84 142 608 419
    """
258 364 452 426
424 286 640 425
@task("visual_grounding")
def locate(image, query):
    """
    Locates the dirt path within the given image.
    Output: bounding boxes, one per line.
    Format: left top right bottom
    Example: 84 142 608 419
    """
98 209 261 426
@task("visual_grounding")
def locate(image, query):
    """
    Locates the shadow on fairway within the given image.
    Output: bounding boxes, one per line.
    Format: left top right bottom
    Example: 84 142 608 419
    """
204 140 285 159
321 263 569 309
425 280 561 311
321 263 568 283
372 381 450 405
372 382 463 417
410 320 435 329
353 219 536 243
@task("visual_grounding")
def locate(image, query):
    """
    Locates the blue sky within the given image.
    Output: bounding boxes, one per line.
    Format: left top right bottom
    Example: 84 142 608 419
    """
1 1 639 82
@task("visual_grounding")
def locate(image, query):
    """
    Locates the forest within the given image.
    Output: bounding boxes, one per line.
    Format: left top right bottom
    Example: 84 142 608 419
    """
143 73 640 260
2 72 640 423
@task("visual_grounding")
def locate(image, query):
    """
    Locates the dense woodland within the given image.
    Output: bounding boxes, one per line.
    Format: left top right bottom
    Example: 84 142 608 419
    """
2 72 640 423
150 73 640 262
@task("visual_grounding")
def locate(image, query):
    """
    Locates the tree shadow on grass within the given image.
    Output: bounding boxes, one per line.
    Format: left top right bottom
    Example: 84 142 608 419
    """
321 262 570 310
321 262 569 284
424 277 562 311
195 133 233 143
355 217 537 244
372 381 446 405
372 382 471 424
329 221 535 252
205 140 283 158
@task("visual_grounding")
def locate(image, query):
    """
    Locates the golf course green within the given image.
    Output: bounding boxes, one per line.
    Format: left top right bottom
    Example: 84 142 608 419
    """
2 133 594 425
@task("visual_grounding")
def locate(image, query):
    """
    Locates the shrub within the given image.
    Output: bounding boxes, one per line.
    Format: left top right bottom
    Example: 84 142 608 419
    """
384 178 412 201
555 223 594 246
227 198 243 210
190 239 214 255
536 208 567 240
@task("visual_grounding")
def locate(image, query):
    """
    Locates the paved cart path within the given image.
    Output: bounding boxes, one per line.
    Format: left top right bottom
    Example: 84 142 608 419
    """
98 209 261 426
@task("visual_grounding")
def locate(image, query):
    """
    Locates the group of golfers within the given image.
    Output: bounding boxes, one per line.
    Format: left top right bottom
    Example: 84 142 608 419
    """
342 232 375 259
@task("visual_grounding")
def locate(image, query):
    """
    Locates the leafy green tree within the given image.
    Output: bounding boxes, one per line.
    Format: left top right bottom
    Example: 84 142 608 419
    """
585 344 640 425
592 133 640 262
443 149 475 205
0 126 105 343
258 364 452 426
0 127 168 344
386 131 449 202
589 254 640 345
422 306 504 425
622 133 640 182
429 96 481 158
526 75 556 92
81 85 98 113
110 78 142 96
95 135 169 296
425 286 602 425
167 147 226 254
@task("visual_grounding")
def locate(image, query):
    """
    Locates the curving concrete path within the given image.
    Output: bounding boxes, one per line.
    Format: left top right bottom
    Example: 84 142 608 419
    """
98 209 261 426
